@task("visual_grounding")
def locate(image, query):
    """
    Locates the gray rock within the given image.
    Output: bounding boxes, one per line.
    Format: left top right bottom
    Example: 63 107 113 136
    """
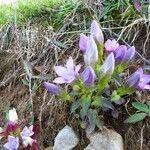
53 126 78 150
85 128 124 150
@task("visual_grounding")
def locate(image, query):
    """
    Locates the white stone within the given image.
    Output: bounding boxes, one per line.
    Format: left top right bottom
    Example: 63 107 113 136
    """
53 126 78 150
0 127 3 139
85 128 124 150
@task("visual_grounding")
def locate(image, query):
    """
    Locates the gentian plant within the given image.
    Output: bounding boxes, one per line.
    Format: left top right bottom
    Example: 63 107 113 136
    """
44 20 150 132
0 108 38 150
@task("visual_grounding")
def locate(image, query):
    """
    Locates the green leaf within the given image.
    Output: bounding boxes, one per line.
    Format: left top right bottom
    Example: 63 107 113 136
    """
87 109 97 133
92 96 102 108
28 115 34 125
111 90 121 102
22 79 29 86
32 74 51 80
117 86 134 96
96 116 102 129
97 73 111 91
59 90 71 102
26 100 33 112
132 102 150 113
96 42 103 65
80 96 91 119
146 101 150 108
71 99 81 113
32 82 38 93
3 104 10 121
125 113 147 123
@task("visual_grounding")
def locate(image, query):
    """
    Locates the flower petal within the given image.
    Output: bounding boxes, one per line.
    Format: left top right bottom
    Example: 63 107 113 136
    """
133 0 142 12
54 66 68 77
4 136 19 150
81 66 96 85
100 53 115 75
90 20 104 44
8 108 18 123
84 36 98 66
66 76 76 83
104 39 119 52
124 46 135 62
44 82 59 95
115 45 127 61
138 83 150 90
66 57 74 70
75 64 81 74
141 75 150 84
126 68 143 87
79 33 89 52
23 137 35 147
53 77 66 84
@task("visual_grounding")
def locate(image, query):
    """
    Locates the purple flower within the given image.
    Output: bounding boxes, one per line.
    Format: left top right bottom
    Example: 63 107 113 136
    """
133 0 142 12
20 125 35 147
114 45 135 62
79 33 89 52
43 82 59 95
123 46 135 62
4 121 20 135
84 36 98 66
126 68 150 90
100 53 115 76
53 57 81 84
115 45 127 61
81 66 96 85
104 39 119 52
90 20 104 44
4 136 19 150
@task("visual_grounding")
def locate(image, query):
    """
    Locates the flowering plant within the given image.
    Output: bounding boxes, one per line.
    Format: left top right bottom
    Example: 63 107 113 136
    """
0 108 38 150
44 20 150 132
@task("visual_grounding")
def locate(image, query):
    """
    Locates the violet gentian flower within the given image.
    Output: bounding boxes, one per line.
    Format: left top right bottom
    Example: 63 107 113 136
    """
113 45 135 62
115 45 127 61
53 57 81 84
84 36 98 66
81 66 96 85
123 46 135 62
79 33 89 52
100 53 115 76
126 68 150 90
20 125 35 147
104 39 119 52
90 20 104 44
8 108 18 123
4 136 19 150
43 82 59 95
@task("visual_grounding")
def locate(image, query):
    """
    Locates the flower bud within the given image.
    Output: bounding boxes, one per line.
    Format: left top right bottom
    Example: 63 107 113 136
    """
115 45 127 61
104 39 119 52
43 82 59 95
79 33 89 52
8 108 18 123
90 20 104 44
84 36 98 66
100 53 115 76
81 66 96 85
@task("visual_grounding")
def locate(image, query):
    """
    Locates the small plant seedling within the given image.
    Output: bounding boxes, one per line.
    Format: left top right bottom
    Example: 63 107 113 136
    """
125 101 150 123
